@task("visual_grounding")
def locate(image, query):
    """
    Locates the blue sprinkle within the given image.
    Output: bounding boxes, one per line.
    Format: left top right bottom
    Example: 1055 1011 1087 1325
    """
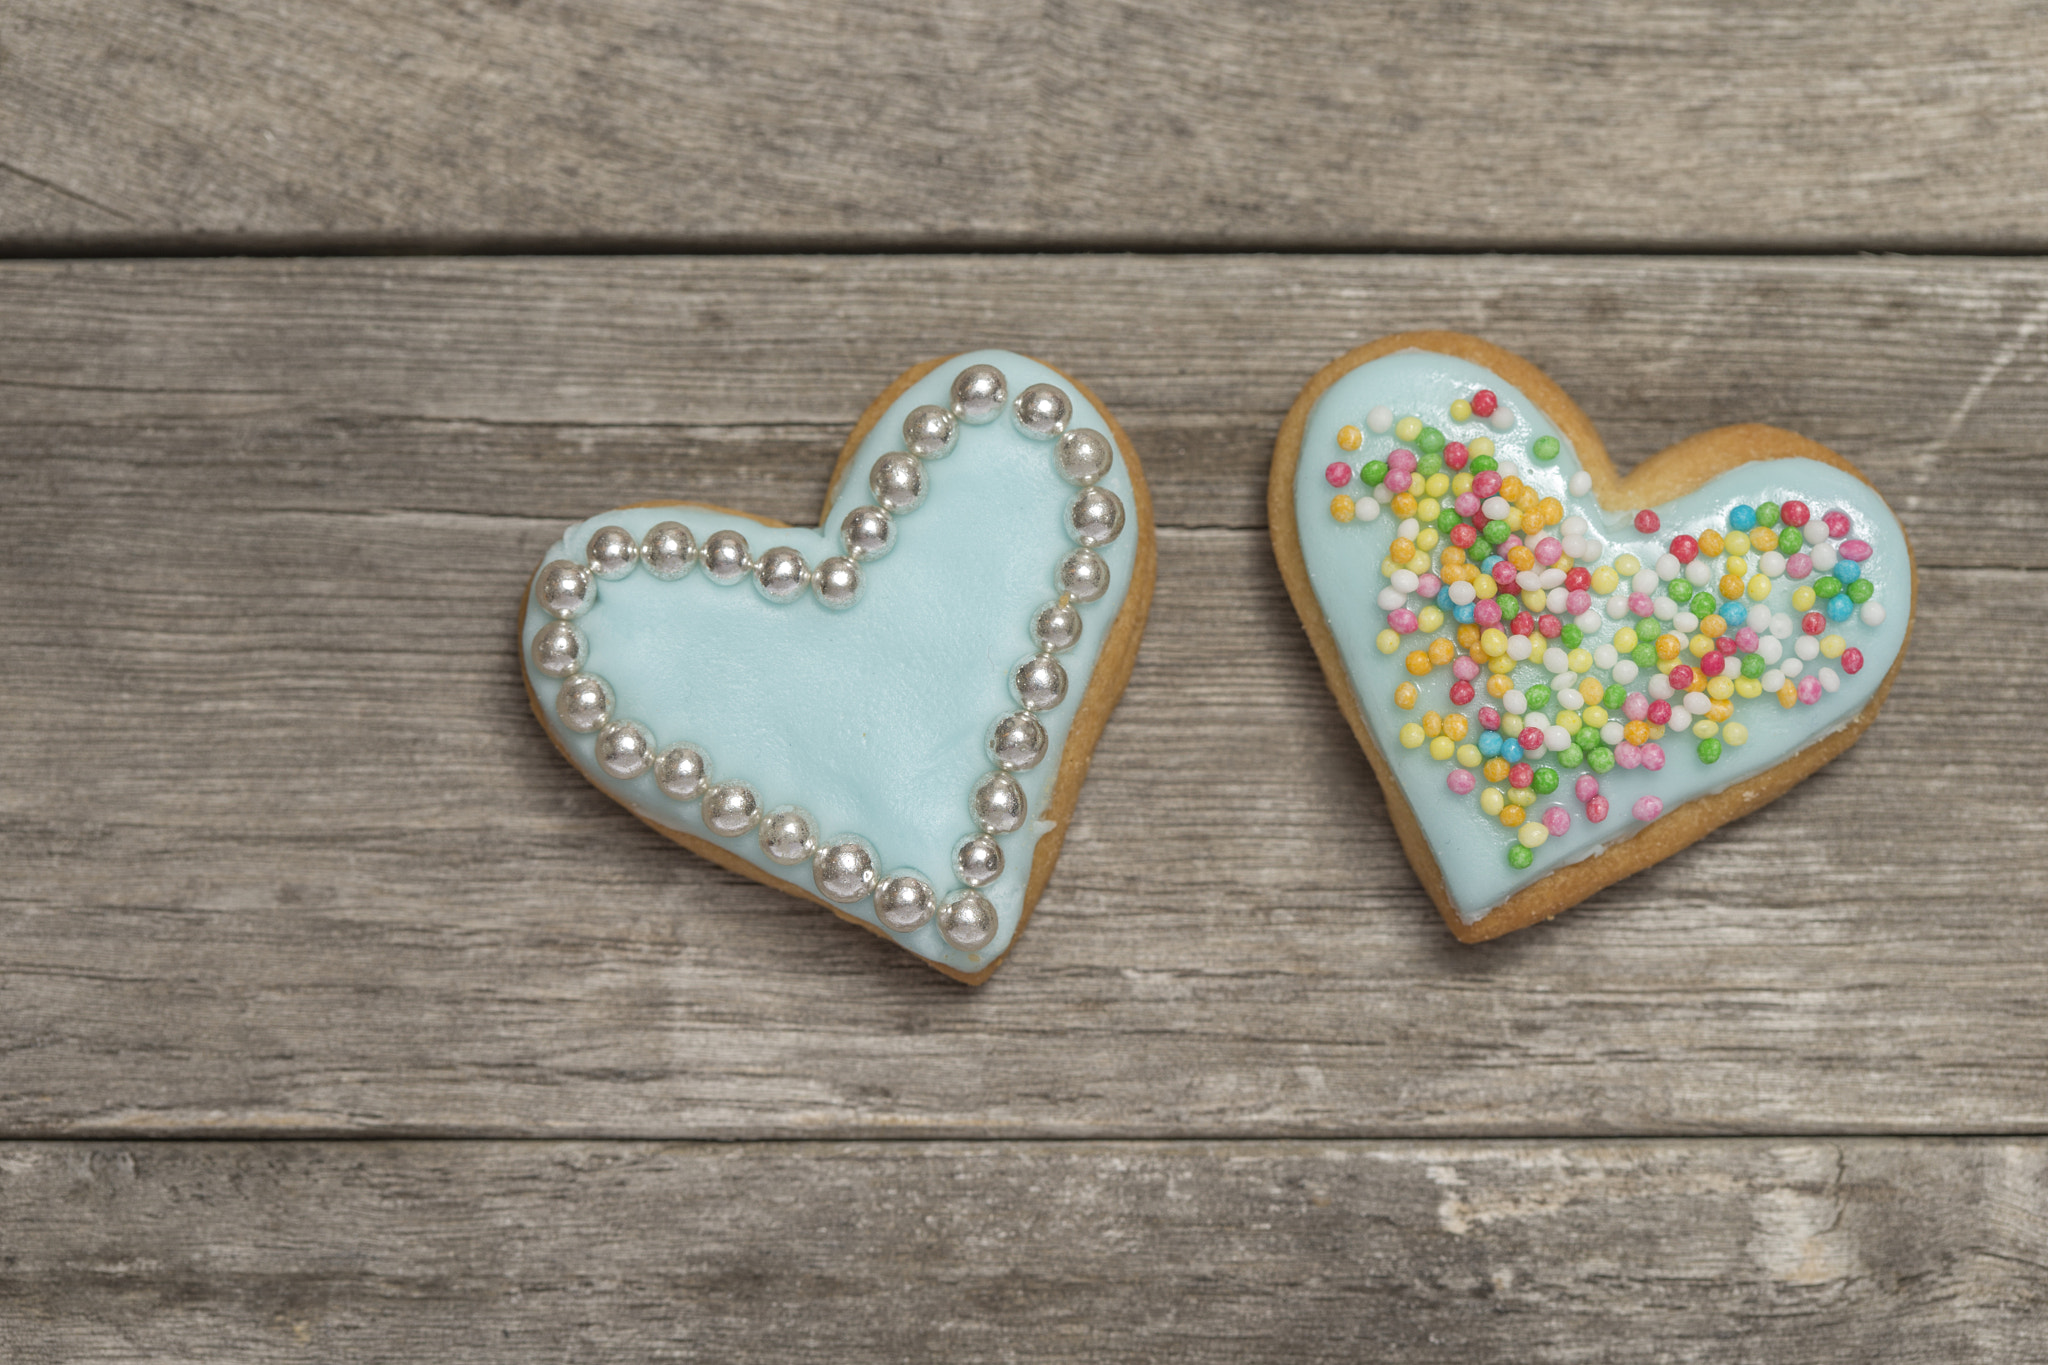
1728 504 1757 531
1826 593 1855 622
1501 739 1526 764
1452 603 1476 624
1480 555 1503 575
1719 600 1749 629
1478 731 1504 759
1834 558 1861 585
1436 587 1456 611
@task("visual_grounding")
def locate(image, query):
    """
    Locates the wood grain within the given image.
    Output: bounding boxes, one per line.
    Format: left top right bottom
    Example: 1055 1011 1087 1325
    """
1 256 2044 1138
2 1139 2042 1363
6 2 2048 250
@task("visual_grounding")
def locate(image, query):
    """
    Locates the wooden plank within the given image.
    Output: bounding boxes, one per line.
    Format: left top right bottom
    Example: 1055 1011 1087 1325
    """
6 3 2048 249
1 1139 2042 1362
2 255 2046 1138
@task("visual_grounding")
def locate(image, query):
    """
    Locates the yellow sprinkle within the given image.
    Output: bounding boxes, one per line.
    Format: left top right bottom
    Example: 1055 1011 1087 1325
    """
1399 722 1427 749
1450 399 1474 423
1724 722 1749 746
1337 424 1364 451
1469 437 1495 458
1480 787 1506 816
1614 553 1643 577
1330 495 1356 522
1395 416 1424 442
1429 736 1456 761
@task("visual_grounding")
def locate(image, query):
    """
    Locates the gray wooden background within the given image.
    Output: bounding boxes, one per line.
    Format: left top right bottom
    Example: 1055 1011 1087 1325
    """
4 3 2047 1361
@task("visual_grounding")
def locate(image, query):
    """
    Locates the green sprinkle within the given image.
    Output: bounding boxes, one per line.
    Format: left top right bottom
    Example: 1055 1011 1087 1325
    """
1532 766 1560 794
1668 579 1694 603
1531 435 1561 461
1689 591 1717 617
1777 527 1804 554
1697 737 1723 764
1507 844 1535 870
1756 502 1781 528
1848 579 1874 604
1631 641 1659 668
1362 460 1388 486
1814 575 1842 599
1525 684 1554 710
1560 623 1583 648
1741 653 1766 679
1469 455 1498 473
1586 745 1616 774
1417 427 1446 455
1559 744 1584 768
1604 684 1628 708
1416 450 1444 478
1484 520 1513 545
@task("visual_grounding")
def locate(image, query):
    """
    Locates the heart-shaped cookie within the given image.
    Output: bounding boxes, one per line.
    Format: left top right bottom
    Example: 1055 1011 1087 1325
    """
522 351 1154 981
1271 333 1914 942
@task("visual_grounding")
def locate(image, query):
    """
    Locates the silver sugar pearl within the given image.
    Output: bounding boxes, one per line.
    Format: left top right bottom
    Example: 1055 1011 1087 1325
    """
970 770 1027 835
537 559 595 619
1067 486 1126 548
1031 599 1084 653
701 781 761 837
1054 428 1115 485
555 673 613 733
1057 547 1112 603
758 805 819 866
640 521 698 580
902 404 959 459
937 889 999 952
701 529 753 584
989 711 1049 771
954 834 1005 888
1013 383 1071 439
1012 653 1069 711
813 836 879 904
753 546 811 603
868 452 927 513
840 505 895 561
530 620 586 678
594 720 655 779
949 364 1008 424
873 872 937 932
654 744 712 802
813 555 862 610
585 525 639 579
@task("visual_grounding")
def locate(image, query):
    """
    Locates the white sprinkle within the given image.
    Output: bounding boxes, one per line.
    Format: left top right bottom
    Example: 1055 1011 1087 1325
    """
1558 688 1585 711
1748 604 1774 631
1517 569 1542 591
1377 586 1408 611
1684 559 1713 588
1794 635 1820 661
1653 597 1678 621
1490 406 1515 431
1358 499 1382 521
1546 726 1572 753
1449 580 1476 606
1762 668 1785 690
1656 554 1682 581
1579 537 1604 561
1759 636 1784 665
1632 568 1660 595
1593 644 1620 669
1561 514 1589 537
1507 634 1533 661
1569 472 1593 497
1675 611 1700 633
1769 614 1794 639
1781 656 1804 679
1667 712 1694 736
1601 720 1626 745
1366 405 1393 434
1539 567 1567 590
1523 711 1550 734
1860 602 1887 627
1605 593 1630 619
1810 544 1838 573
1576 609 1603 632
1374 483 1395 504
1398 517 1421 540
1648 674 1674 701
1546 587 1569 614
1504 689 1528 715
1561 534 1589 559
1611 659 1640 684
1685 691 1711 716
1391 569 1419 594
1545 647 1571 673
1483 496 1512 521
1820 666 1842 693
1759 550 1787 577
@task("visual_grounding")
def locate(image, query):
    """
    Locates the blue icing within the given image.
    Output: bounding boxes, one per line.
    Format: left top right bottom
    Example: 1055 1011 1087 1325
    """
1295 349 1912 923
521 351 1138 971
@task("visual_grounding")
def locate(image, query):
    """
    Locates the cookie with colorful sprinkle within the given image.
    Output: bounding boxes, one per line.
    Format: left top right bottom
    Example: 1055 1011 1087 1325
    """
1270 332 1914 941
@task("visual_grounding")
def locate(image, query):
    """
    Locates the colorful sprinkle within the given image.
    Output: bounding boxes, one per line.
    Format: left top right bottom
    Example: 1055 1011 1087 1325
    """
1635 509 1660 533
1631 795 1664 822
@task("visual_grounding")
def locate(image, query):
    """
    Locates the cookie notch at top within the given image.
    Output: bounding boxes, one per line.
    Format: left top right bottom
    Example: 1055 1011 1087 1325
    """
1271 332 1914 942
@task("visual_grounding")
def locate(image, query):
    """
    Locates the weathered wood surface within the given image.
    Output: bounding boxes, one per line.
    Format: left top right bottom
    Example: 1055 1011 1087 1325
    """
2 256 2044 1139
0 1139 2041 1363
7 2 2048 250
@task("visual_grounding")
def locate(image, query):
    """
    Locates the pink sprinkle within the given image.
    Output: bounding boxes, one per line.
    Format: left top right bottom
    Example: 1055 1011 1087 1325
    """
1384 469 1411 493
1455 492 1481 516
1492 561 1520 589
1615 743 1642 769
1797 676 1824 705
1543 806 1572 837
1443 441 1470 470
1388 609 1418 634
1501 535 1523 551
1840 538 1872 562
1566 590 1592 615
1471 471 1502 498
1632 795 1664 822
1823 510 1852 539
1417 572 1442 597
1628 592 1654 616
1534 537 1564 566
1641 743 1666 771
1477 707 1501 731
1646 699 1672 726
1387 448 1417 474
1574 774 1601 802
1325 461 1352 488
1452 656 1481 682
1585 795 1610 823
1841 647 1864 675
1537 614 1563 639
1447 770 1477 795
1449 680 1475 705
1622 692 1650 721
1733 626 1759 652
1634 509 1660 533
1473 600 1503 628
1786 552 1813 579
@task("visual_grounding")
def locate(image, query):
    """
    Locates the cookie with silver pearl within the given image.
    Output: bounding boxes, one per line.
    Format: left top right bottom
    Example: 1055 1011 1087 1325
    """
520 349 1153 984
